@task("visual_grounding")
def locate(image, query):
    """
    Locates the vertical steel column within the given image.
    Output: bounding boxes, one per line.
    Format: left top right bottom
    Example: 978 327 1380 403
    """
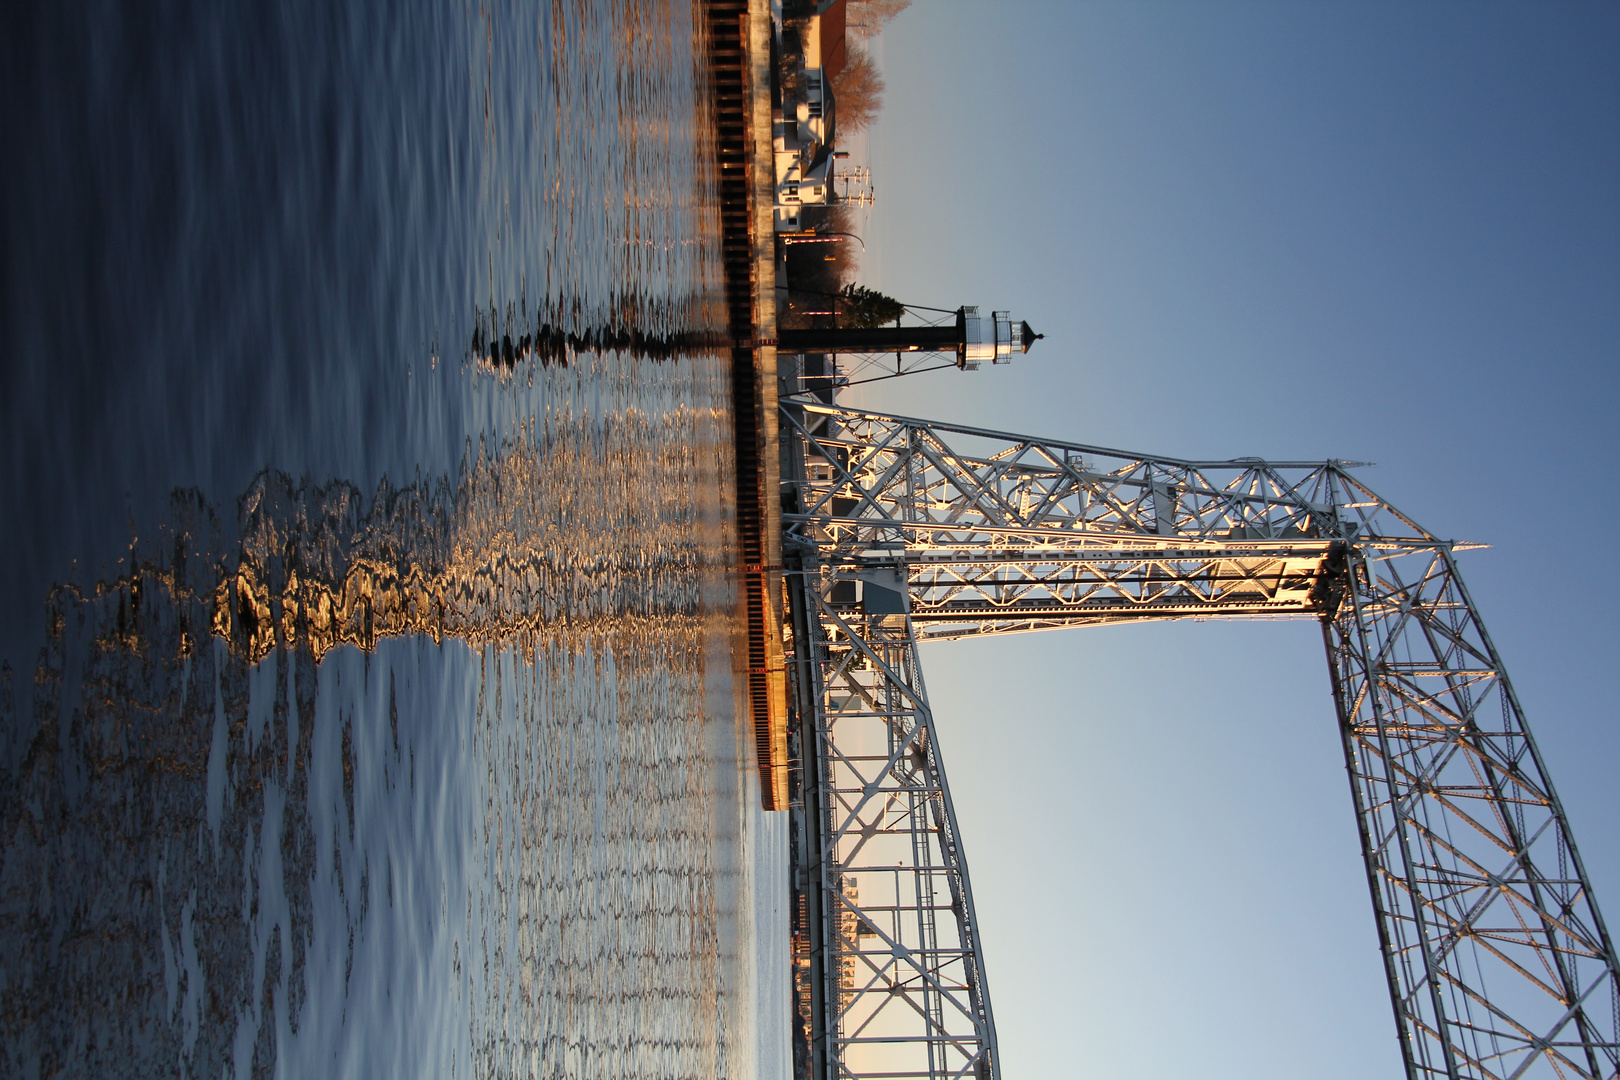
1322 544 1620 1079
786 545 835 1080
785 562 1000 1080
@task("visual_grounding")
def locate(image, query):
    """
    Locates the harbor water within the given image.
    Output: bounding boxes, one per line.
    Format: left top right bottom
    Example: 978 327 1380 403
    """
0 1 788 1076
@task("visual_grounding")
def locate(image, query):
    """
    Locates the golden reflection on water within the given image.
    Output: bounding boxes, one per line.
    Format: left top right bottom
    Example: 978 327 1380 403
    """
1 365 745 1078
62 402 730 666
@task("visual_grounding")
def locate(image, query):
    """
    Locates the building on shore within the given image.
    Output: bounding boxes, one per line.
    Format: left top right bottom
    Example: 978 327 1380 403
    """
774 0 849 231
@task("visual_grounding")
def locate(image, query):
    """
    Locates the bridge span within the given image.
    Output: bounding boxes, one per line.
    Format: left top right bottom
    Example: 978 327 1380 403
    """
775 393 1620 1080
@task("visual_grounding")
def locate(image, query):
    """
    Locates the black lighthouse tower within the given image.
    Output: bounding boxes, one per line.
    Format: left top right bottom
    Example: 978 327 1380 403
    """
778 306 1042 370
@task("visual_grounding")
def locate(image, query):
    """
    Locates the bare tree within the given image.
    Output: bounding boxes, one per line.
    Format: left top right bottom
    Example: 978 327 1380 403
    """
846 0 911 40
830 43 884 133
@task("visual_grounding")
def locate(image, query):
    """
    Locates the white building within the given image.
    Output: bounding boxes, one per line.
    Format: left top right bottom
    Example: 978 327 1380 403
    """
774 0 849 232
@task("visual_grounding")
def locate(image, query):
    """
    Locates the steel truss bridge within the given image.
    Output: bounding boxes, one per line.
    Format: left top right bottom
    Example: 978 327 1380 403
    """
778 398 1620 1080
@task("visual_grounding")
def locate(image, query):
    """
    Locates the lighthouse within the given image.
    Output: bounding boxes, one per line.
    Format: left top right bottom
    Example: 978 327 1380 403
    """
777 307 1042 370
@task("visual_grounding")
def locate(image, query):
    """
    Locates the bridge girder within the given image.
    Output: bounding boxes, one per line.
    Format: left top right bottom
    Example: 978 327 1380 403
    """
781 400 1620 1080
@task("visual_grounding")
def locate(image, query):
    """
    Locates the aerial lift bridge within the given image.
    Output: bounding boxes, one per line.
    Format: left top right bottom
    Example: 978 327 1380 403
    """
775 310 1620 1080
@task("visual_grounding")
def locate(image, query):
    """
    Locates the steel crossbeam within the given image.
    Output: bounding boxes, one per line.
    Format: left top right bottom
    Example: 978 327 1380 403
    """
780 399 1619 1080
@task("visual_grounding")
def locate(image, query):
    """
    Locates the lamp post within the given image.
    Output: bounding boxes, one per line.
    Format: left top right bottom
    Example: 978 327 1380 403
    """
780 230 865 250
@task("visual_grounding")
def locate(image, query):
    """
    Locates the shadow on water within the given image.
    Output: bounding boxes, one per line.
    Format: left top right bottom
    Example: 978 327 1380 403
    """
470 296 732 368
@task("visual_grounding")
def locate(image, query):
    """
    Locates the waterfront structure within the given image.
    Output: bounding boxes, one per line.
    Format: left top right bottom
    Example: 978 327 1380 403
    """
777 375 1620 1079
779 305 1041 370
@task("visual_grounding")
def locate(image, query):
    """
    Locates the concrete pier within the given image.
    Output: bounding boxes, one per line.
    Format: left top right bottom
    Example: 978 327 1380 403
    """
706 0 788 811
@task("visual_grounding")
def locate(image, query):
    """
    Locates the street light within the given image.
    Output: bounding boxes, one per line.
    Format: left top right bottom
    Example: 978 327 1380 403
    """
780 230 865 251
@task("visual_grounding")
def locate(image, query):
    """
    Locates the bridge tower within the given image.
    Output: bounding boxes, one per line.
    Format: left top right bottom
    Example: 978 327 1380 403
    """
776 389 1620 1080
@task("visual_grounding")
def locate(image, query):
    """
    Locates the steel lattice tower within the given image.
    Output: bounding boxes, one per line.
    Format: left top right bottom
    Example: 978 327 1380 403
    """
778 397 1620 1080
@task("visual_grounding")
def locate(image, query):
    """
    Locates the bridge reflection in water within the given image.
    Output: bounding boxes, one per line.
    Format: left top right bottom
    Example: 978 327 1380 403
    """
777 392 1620 1080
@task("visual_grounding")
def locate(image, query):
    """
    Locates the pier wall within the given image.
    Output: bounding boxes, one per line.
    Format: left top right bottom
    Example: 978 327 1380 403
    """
706 0 789 811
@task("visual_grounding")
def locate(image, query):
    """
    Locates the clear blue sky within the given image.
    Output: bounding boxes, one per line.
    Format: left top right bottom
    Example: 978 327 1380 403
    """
850 3 1619 1076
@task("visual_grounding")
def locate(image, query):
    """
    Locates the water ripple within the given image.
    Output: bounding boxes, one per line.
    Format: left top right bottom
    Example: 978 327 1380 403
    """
0 0 764 1074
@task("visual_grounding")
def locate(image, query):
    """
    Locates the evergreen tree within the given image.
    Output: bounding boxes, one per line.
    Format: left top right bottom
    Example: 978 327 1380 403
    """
838 284 905 327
